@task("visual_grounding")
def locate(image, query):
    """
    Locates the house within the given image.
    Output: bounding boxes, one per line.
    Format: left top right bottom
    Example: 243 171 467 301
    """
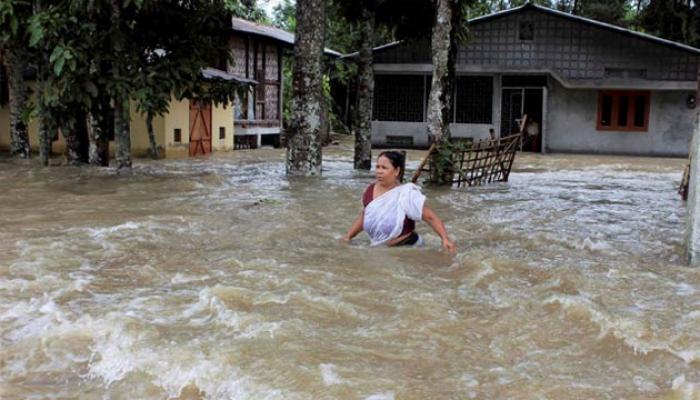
0 67 253 158
351 3 700 157
228 17 341 148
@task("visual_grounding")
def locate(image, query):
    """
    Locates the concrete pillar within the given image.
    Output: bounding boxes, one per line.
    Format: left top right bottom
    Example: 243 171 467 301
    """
686 70 700 266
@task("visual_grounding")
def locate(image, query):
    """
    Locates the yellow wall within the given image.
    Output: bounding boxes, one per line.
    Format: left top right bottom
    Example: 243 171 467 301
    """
0 101 11 149
0 94 234 159
129 103 166 158
0 84 65 154
212 102 234 151
163 97 190 159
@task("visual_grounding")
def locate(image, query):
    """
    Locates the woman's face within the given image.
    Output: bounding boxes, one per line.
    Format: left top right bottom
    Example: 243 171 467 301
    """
375 155 399 184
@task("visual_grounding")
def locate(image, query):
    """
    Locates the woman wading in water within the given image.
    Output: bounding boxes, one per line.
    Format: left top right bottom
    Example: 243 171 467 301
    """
342 151 456 253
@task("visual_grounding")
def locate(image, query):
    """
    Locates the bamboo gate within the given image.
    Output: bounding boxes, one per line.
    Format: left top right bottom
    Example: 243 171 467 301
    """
411 118 526 187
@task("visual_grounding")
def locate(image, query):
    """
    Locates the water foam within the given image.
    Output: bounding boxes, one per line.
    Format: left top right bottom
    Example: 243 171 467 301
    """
365 392 395 400
320 363 342 386
86 323 285 399
671 375 700 400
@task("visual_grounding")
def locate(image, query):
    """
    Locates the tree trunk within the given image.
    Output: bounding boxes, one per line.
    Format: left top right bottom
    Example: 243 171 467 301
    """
6 49 30 158
114 98 132 172
110 0 131 172
61 118 79 165
38 117 54 167
426 0 460 145
353 6 375 170
146 113 160 159
88 97 111 166
34 0 53 167
285 0 325 176
426 0 462 185
61 107 89 165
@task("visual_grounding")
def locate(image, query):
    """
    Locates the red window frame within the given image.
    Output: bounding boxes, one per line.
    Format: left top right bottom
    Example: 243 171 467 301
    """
596 90 650 132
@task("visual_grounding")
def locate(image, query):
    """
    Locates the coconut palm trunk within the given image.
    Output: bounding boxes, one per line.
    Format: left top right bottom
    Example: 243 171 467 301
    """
6 49 30 158
353 6 375 170
285 0 325 176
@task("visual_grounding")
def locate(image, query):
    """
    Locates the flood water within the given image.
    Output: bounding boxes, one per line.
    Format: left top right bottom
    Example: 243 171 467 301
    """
1 140 699 399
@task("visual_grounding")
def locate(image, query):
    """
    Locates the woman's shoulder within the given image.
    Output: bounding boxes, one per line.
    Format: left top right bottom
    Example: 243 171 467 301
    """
362 182 376 207
400 182 422 192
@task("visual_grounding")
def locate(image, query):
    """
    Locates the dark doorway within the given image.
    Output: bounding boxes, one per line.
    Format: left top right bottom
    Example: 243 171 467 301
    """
501 87 543 152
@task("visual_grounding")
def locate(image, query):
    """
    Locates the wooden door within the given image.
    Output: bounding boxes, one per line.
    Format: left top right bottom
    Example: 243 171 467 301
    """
189 100 212 156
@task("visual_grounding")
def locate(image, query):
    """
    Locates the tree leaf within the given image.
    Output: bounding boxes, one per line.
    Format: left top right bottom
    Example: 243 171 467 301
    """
49 46 62 63
54 57 65 76
10 17 18 36
27 16 45 47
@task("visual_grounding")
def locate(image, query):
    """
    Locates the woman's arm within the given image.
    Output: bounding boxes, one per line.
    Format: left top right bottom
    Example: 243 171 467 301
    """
422 206 456 253
342 209 365 242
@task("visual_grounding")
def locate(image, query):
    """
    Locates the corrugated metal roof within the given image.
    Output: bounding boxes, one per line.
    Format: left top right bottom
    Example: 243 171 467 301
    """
201 67 257 85
231 17 343 57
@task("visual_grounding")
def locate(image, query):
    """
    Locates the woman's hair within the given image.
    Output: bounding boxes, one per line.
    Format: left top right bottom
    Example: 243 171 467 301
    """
378 150 405 182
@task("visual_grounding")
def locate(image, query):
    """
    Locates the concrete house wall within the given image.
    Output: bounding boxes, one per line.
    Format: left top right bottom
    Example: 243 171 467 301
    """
367 4 700 156
546 81 696 156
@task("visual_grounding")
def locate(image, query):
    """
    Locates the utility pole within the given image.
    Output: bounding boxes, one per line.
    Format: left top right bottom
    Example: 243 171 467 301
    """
686 67 700 265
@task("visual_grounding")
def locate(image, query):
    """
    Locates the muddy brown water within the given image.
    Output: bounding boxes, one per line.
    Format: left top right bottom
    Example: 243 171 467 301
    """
1 142 699 399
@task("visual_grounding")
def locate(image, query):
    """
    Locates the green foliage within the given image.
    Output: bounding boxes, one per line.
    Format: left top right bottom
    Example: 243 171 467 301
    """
638 0 700 47
426 136 475 185
225 0 269 23
577 0 630 26
272 0 296 31
14 0 240 151
280 55 293 127
20 101 37 124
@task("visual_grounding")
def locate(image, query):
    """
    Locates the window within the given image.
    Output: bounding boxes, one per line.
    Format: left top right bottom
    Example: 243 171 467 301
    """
255 69 266 119
455 76 493 124
596 91 650 132
518 21 534 41
373 75 425 122
219 127 226 139
174 128 182 142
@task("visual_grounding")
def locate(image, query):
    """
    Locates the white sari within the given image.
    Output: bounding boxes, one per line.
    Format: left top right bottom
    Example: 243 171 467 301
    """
363 183 426 246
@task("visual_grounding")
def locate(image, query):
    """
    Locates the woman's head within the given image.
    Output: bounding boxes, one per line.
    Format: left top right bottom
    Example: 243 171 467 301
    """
376 151 405 184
